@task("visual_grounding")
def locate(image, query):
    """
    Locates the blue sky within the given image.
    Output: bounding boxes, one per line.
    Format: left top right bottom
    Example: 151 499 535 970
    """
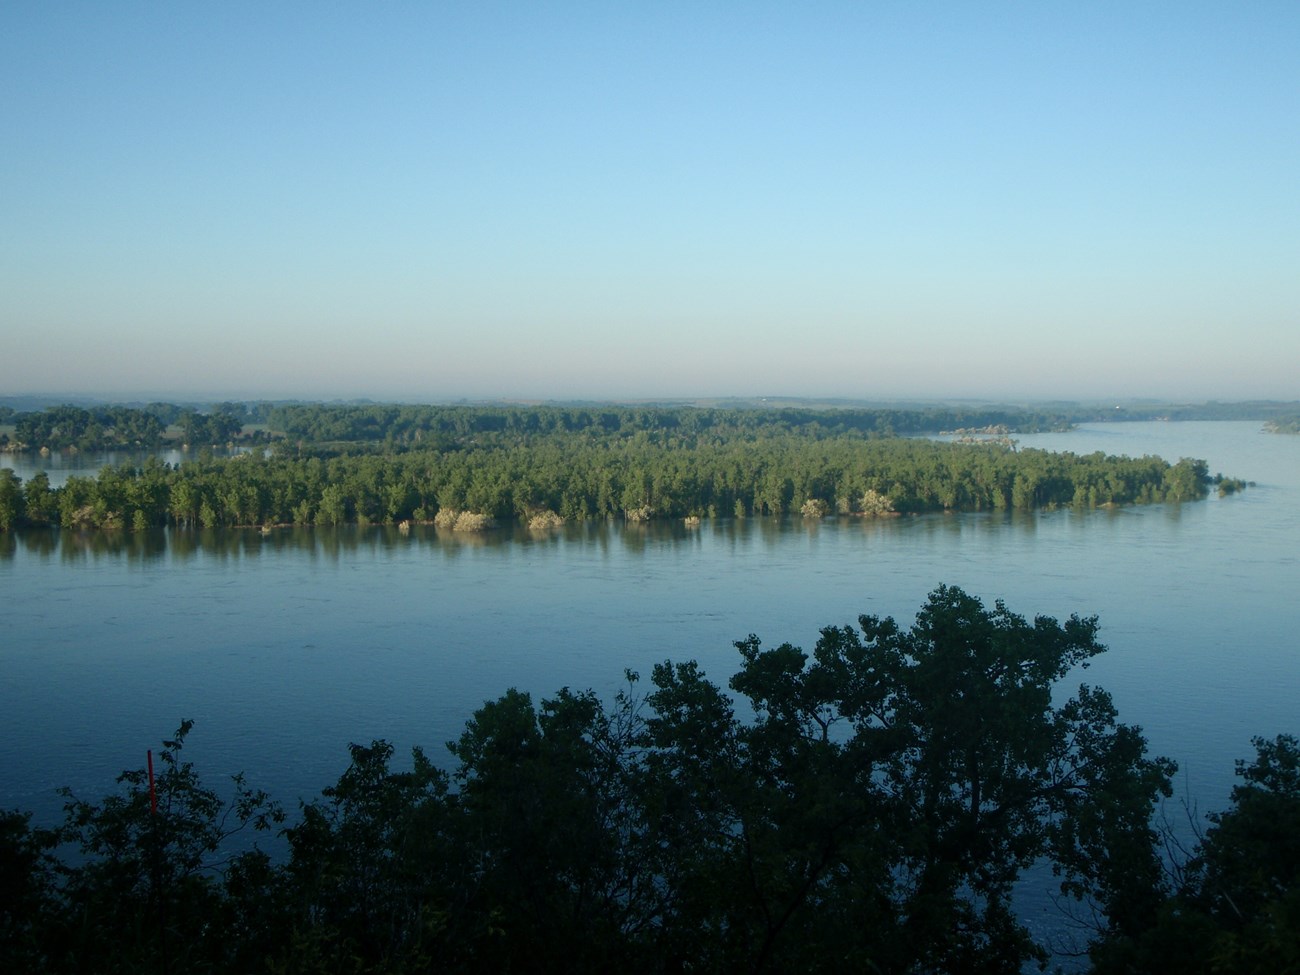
2 2 1297 402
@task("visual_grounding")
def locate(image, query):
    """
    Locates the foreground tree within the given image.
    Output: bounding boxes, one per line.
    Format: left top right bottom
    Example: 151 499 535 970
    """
0 811 59 971
6 721 284 973
644 585 1175 972
283 740 460 970
1 588 1189 973
1092 734 1300 974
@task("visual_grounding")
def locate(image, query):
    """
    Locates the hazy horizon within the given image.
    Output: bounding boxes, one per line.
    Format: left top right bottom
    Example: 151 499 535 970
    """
3 3 1298 404
7 390 1299 413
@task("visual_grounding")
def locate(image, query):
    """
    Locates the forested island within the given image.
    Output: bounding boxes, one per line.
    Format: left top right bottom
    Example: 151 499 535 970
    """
2 587 1295 973
0 404 1242 533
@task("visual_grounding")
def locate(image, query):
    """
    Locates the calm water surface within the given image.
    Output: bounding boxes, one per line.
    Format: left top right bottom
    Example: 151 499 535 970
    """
3 423 1298 896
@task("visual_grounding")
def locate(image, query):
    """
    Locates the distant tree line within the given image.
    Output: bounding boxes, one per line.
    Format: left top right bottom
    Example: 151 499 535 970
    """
264 403 1073 445
0 434 1216 533
8 398 1300 453
2 587 1294 973
5 405 168 451
0 402 1073 453
1 403 255 451
1065 401 1300 423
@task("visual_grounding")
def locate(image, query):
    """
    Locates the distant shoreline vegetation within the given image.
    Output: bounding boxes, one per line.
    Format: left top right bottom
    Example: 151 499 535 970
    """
0 404 1243 534
1265 414 1300 434
4 395 1300 449
0 402 258 452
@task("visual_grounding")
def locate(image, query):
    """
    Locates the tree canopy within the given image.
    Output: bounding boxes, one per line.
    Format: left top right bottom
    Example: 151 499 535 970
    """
1091 733 1300 974
0 587 1230 973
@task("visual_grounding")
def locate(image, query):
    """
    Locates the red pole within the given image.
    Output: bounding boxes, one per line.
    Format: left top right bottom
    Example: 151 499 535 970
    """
147 749 157 815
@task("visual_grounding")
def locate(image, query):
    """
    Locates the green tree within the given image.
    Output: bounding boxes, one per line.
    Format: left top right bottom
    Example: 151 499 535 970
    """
0 591 1216 972
0 469 22 531
1163 457 1210 502
445 683 658 971
169 477 197 527
0 811 60 970
284 740 456 970
1094 734 1300 974
51 721 283 972
645 585 1175 972
316 484 347 526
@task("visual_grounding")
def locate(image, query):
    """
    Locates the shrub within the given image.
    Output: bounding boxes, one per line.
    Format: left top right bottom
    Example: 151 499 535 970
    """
452 511 493 532
527 510 564 531
859 488 895 515
800 498 829 518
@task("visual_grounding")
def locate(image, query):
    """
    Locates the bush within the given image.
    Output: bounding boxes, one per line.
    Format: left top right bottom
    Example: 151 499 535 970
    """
527 509 564 531
800 498 829 518
452 511 493 532
859 488 896 515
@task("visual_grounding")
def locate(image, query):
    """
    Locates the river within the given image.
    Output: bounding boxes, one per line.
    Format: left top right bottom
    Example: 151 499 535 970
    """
2 421 1297 949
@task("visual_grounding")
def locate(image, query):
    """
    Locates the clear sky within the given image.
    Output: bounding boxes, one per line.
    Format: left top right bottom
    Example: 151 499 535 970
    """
2 2 1298 403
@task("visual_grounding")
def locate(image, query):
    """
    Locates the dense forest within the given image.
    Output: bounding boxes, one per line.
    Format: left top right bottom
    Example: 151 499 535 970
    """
0 404 1239 533
0 403 249 451
5 397 1300 453
2 436 1220 533
1 401 1072 450
259 403 1074 444
2 587 1295 973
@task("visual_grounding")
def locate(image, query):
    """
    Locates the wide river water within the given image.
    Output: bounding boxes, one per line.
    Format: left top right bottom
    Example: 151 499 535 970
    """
2 421 1298 947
